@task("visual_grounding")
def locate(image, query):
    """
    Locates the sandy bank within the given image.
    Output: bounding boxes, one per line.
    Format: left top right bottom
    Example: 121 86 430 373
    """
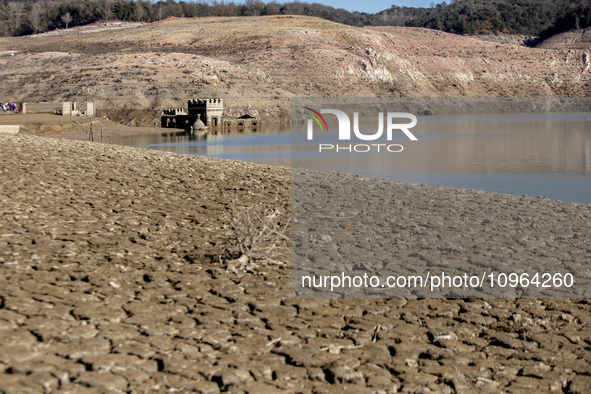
1 134 591 393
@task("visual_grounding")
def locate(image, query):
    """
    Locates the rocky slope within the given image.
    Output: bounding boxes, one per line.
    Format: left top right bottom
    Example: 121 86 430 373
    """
0 16 590 126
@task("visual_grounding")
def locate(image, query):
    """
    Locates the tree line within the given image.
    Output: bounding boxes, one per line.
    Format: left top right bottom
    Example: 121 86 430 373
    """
404 0 590 38
0 0 381 36
0 0 588 39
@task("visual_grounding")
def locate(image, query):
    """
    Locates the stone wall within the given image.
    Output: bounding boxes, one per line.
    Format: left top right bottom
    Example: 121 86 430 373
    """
22 102 61 114
23 102 96 116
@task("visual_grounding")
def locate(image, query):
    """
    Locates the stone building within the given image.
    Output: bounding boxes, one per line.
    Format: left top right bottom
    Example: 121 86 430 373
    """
62 102 95 117
161 99 259 132
188 99 223 128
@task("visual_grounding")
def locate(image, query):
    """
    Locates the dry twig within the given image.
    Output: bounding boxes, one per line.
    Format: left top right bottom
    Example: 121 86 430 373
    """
221 199 290 272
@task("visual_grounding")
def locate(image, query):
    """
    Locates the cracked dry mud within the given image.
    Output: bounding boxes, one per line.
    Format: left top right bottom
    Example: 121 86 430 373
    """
291 169 591 299
1 134 591 394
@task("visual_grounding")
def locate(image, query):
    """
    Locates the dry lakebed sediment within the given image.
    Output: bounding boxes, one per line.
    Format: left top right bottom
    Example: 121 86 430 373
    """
1 134 591 393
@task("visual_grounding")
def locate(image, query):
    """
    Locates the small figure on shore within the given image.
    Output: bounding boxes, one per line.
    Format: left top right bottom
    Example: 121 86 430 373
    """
1 103 19 113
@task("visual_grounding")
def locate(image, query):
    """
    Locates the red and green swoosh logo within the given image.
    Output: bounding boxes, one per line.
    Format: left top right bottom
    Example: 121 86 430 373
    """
304 107 328 131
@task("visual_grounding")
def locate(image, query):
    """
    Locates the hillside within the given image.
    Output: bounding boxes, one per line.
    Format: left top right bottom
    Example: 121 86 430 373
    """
537 27 591 49
0 16 590 126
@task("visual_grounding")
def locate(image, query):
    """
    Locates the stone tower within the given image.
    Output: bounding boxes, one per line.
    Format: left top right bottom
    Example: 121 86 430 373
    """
187 99 223 127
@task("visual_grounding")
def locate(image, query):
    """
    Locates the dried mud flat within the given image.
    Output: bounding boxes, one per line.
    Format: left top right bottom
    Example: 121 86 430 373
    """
1 134 591 393
291 169 591 299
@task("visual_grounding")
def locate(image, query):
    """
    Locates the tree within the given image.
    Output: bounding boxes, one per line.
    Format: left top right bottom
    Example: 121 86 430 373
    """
113 1 135 21
98 0 113 23
262 2 280 16
155 3 164 20
134 0 145 21
28 1 46 34
2 2 25 36
244 0 264 16
61 11 72 29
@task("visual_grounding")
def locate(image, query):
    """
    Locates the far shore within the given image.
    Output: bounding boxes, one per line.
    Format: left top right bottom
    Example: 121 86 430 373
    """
0 113 199 138
0 113 290 138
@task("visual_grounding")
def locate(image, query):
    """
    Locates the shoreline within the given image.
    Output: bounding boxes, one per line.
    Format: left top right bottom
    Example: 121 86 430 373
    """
0 113 289 138
0 113 164 138
1 134 591 392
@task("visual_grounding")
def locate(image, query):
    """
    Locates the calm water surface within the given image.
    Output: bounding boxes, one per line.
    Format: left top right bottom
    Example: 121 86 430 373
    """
100 114 591 204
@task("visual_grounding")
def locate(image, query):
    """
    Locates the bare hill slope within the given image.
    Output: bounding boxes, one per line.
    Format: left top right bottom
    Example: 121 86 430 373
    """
537 27 591 50
0 16 590 125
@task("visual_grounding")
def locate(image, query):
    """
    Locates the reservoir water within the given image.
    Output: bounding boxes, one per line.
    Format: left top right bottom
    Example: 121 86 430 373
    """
98 113 591 204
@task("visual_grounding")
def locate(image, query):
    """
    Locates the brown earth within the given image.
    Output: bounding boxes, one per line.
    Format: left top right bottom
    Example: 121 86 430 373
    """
2 134 591 393
0 113 168 137
0 16 590 129
1 15 591 394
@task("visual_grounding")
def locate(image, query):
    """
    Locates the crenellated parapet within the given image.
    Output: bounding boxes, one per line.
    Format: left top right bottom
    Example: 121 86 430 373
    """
161 98 258 132
162 108 187 116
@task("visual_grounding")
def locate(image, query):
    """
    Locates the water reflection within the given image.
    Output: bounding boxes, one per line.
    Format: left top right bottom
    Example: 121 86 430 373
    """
100 124 292 167
292 113 591 204
297 114 591 176
85 113 591 204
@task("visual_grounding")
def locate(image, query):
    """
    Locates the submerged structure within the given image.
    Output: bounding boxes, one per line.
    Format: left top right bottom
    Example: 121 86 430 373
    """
161 99 258 133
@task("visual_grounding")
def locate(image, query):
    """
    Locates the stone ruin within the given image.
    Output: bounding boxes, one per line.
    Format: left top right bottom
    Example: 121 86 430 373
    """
21 101 95 116
161 99 259 133
62 102 95 117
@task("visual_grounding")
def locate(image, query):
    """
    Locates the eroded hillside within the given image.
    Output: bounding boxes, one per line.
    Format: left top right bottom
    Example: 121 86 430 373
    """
0 16 590 125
